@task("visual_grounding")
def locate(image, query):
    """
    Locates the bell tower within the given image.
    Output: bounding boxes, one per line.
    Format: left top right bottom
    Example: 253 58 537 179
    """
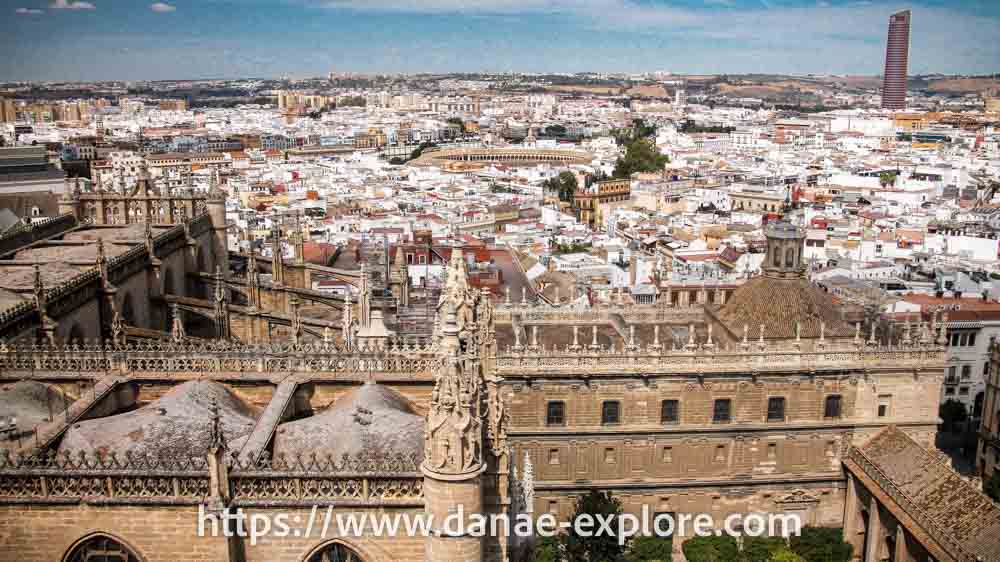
762 220 805 279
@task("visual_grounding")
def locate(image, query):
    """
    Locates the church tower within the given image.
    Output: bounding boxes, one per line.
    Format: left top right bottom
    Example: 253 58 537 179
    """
762 220 805 280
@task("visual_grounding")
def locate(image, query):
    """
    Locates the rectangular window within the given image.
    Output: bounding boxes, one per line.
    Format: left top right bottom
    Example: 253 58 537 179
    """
661 446 673 463
878 395 892 418
969 333 977 347
601 401 621 425
549 449 560 465
661 400 680 424
824 395 843 419
604 447 617 463
713 399 732 424
960 387 969 395
767 397 786 422
546 401 565 426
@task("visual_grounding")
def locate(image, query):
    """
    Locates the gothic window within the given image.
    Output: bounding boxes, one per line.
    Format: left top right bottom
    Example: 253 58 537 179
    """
601 401 621 425
65 534 141 562
824 395 842 419
661 400 680 424
767 397 786 422
306 541 366 562
546 401 565 426
713 399 731 424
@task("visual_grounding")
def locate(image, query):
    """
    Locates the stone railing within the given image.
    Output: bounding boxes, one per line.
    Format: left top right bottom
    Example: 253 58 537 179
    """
0 339 442 380
0 451 423 506
0 213 78 257
847 446 975 562
494 304 702 324
495 342 945 376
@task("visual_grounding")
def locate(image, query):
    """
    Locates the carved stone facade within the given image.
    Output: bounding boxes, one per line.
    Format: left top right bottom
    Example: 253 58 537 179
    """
0 220 967 562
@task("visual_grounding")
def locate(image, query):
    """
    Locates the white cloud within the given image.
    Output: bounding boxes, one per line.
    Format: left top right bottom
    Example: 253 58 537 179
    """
150 2 176 12
15 7 45 14
50 0 96 10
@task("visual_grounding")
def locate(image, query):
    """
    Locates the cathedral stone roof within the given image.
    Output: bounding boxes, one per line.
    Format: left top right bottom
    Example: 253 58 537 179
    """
59 380 256 459
0 381 71 435
714 275 852 340
855 426 1000 561
273 382 423 461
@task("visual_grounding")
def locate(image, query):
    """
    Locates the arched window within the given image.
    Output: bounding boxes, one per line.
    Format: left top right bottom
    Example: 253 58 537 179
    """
773 248 781 267
31 206 40 217
306 541 366 562
65 534 141 562
784 247 795 268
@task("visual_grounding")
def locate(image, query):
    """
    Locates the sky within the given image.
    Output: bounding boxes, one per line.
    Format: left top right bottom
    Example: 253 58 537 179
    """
1 0 999 81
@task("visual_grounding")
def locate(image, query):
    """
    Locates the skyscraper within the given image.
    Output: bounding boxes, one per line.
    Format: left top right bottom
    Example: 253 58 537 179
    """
881 9 911 110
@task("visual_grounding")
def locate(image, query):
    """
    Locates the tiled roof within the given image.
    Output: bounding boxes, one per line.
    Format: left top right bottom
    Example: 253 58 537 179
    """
714 275 853 340
855 427 1000 562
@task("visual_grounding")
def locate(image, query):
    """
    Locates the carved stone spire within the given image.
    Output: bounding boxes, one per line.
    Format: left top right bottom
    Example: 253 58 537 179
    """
423 305 484 477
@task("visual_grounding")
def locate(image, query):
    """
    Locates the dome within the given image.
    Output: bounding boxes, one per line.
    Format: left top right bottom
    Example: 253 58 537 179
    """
272 382 423 461
58 380 256 459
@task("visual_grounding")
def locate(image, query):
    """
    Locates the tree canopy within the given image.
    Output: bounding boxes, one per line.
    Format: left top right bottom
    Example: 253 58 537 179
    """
543 171 578 202
562 490 629 562
613 138 669 179
788 527 853 562
627 535 673 562
939 399 968 432
681 535 739 562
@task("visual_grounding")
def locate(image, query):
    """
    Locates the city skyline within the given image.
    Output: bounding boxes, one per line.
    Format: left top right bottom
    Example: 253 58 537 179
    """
2 0 1000 82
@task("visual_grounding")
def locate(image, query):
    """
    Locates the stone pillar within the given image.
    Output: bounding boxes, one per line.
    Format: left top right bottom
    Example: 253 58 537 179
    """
894 525 910 562
206 191 229 277
864 496 882 562
843 474 863 560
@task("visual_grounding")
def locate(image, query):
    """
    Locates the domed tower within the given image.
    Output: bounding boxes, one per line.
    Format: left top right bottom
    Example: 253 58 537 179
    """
762 220 805 280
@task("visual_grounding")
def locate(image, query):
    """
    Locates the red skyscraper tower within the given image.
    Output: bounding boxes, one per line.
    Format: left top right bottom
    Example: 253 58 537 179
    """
881 9 911 110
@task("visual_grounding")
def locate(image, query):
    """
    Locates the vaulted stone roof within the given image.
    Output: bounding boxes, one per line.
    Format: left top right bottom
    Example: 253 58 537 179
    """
59 380 256 459
272 382 423 461
856 426 1000 561
714 275 853 340
0 381 71 435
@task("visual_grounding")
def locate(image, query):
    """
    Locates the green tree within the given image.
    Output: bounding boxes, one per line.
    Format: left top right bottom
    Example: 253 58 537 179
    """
879 171 898 188
627 535 673 562
741 536 787 562
446 117 466 133
561 490 629 562
985 471 1000 502
526 535 562 562
768 548 807 562
543 171 578 203
681 535 739 562
788 527 853 562
545 124 567 137
613 138 669 179
939 399 968 433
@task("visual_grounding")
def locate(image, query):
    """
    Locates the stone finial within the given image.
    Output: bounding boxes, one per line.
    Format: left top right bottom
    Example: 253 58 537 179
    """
868 322 877 345
530 325 539 350
937 313 948 346
854 322 861 343
795 321 801 342
820 321 826 342
208 398 226 452
170 303 186 342
323 327 331 345
759 323 766 342
521 286 527 306
590 325 599 349
570 325 580 350
553 286 559 305
505 286 511 306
